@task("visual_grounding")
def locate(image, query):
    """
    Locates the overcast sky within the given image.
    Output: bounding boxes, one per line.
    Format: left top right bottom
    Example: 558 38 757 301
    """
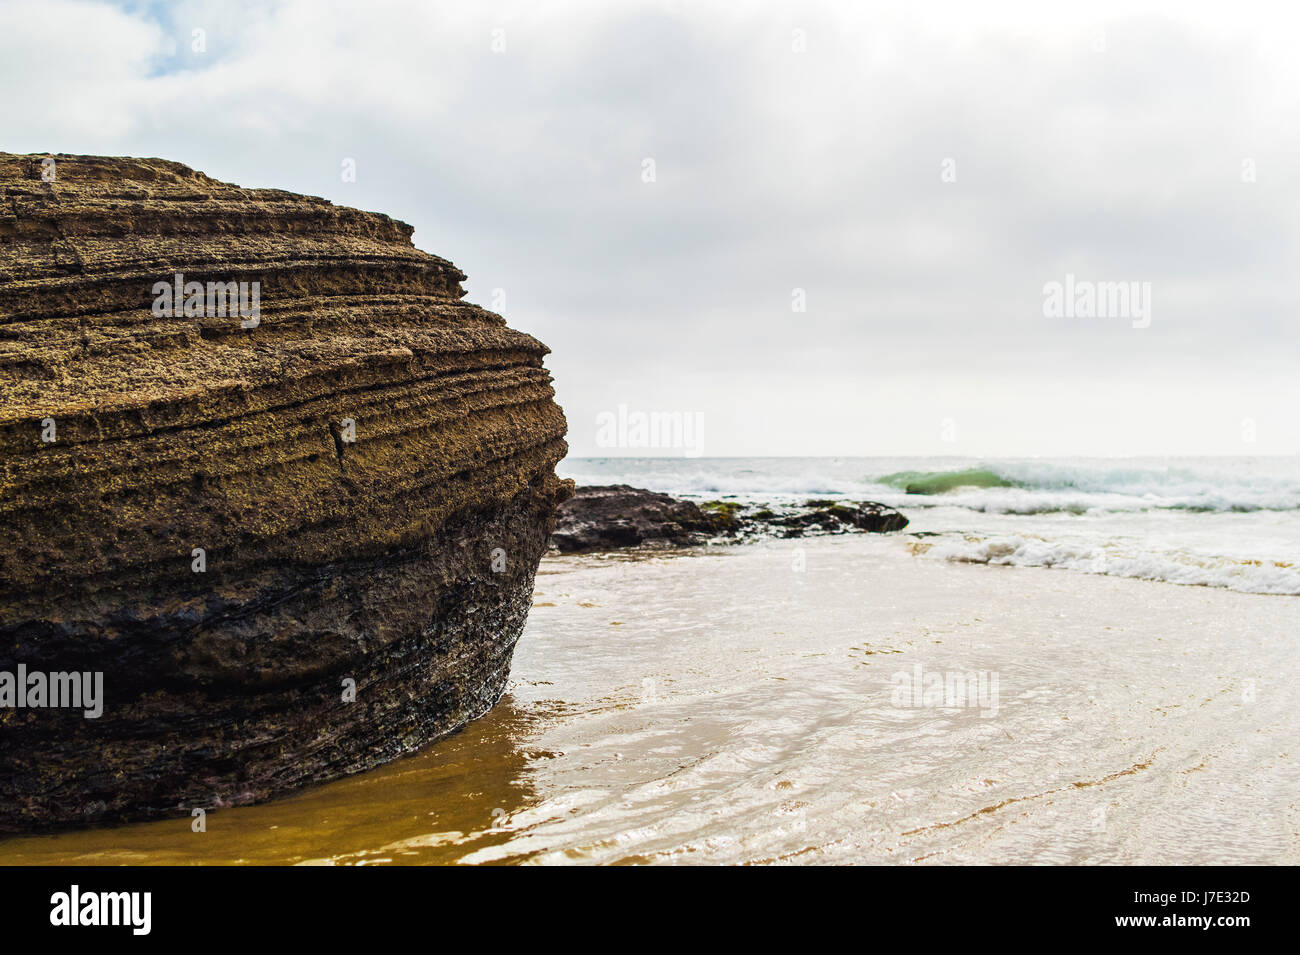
2 0 1297 457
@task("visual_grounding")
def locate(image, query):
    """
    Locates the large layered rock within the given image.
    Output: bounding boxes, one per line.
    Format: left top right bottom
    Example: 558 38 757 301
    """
0 153 571 831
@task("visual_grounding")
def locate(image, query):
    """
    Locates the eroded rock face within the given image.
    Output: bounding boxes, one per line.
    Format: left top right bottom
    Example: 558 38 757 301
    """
0 153 571 831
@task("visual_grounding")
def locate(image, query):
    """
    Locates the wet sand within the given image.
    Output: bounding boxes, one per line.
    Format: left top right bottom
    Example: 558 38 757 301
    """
2 534 1297 864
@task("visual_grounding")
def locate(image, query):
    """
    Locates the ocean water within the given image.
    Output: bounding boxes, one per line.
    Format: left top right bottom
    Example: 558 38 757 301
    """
559 456 1300 595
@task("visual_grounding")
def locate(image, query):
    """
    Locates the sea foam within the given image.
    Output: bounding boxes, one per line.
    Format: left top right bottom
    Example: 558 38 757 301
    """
920 533 1300 595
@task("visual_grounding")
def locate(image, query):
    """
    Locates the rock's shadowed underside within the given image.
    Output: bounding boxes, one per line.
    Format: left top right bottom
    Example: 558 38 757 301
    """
0 153 571 832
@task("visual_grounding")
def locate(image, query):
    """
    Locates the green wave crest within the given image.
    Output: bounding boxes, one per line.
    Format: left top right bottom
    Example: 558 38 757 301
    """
877 467 1019 495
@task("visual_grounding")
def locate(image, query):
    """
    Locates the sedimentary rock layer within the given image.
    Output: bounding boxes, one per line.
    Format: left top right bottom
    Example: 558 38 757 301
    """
0 153 571 831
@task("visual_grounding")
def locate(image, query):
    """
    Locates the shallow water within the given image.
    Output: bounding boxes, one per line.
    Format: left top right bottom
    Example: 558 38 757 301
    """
3 534 1297 865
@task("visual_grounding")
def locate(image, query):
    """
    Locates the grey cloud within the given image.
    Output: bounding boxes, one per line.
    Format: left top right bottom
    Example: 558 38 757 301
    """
1 0 1296 454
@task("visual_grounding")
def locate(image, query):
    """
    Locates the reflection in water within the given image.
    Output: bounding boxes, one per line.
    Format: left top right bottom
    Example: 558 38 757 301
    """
3 537 1299 865
0 698 544 866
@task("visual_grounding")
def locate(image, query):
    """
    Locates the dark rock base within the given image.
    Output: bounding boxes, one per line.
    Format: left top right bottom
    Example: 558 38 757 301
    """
0 477 565 833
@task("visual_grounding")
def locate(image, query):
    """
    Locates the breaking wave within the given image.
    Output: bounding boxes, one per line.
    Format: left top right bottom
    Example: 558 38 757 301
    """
877 467 1017 494
868 461 1300 514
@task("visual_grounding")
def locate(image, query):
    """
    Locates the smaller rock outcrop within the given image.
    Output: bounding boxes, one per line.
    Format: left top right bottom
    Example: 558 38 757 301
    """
773 499 909 535
551 485 726 552
551 486 907 553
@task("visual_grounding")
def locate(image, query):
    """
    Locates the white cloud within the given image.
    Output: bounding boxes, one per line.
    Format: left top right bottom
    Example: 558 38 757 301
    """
2 0 1297 455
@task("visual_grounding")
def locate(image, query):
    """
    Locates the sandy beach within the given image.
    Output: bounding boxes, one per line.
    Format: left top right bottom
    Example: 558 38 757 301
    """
3 532 1295 865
